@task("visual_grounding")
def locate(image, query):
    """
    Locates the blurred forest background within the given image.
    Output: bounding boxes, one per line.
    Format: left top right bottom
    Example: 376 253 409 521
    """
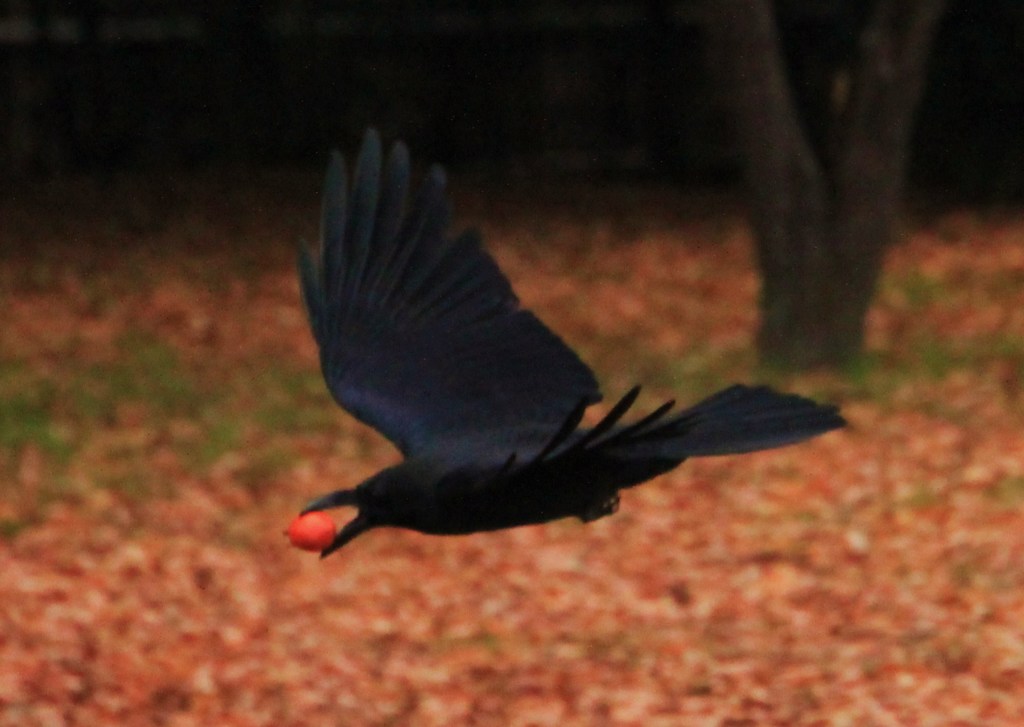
1 0 1021 202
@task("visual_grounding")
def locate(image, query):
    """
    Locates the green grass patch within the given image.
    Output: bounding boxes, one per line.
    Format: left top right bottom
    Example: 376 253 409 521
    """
580 338 755 405
900 484 942 510
113 331 203 417
793 510 820 524
0 518 28 539
431 630 503 655
887 271 948 310
0 365 74 463
190 418 243 469
912 337 957 380
252 366 338 434
1 332 233 507
827 330 1024 408
68 332 205 426
238 445 299 494
95 466 157 500
986 476 1024 507
949 560 978 589
661 346 755 399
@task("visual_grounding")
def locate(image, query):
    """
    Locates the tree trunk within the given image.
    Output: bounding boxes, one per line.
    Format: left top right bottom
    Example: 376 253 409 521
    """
705 0 948 369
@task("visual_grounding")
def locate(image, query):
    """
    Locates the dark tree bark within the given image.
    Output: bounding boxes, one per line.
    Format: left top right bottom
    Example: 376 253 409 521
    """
705 0 948 369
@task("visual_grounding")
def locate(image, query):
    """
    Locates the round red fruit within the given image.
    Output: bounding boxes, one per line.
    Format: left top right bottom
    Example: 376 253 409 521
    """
286 511 336 551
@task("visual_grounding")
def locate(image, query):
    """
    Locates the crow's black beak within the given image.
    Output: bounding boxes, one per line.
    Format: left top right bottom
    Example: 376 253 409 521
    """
320 514 373 558
301 488 358 514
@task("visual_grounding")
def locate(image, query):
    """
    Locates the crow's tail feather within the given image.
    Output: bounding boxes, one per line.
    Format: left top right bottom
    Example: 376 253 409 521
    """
604 384 844 459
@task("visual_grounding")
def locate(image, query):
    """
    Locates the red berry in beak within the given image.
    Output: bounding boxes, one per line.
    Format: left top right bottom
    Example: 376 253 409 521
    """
286 511 337 551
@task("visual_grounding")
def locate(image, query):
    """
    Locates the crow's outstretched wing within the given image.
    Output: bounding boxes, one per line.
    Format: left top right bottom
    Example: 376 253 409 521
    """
299 130 600 456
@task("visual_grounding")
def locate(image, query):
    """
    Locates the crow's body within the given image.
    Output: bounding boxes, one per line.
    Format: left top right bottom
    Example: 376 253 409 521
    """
297 130 844 557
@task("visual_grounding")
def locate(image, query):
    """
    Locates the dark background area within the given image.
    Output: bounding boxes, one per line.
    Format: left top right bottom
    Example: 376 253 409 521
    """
1 0 1023 202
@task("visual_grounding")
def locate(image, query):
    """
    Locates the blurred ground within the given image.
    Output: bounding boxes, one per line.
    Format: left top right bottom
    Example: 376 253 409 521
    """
2 170 1024 726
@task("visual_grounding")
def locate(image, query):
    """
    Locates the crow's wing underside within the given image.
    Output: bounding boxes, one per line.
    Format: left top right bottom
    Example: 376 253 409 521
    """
299 130 601 456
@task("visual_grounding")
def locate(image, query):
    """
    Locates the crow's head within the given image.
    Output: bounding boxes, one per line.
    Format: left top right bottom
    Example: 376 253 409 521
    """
297 463 439 557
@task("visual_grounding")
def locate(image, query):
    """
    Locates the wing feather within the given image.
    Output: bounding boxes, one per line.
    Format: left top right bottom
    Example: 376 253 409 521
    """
300 130 601 456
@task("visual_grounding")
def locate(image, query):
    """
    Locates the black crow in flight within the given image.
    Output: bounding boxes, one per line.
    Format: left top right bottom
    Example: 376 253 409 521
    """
295 130 844 558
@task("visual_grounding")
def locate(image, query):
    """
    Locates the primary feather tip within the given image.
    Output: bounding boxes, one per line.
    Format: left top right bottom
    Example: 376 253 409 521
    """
286 511 337 552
